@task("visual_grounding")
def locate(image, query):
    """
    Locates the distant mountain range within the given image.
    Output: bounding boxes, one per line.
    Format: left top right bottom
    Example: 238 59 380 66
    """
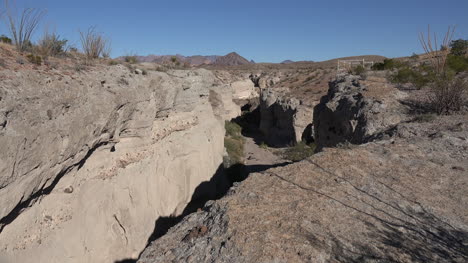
120 52 253 66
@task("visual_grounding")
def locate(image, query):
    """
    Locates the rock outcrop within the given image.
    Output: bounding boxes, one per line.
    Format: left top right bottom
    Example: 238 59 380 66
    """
0 66 245 262
259 88 313 146
138 78 468 262
313 74 408 151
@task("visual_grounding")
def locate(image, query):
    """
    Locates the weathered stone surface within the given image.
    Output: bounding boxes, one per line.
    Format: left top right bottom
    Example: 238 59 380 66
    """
138 111 468 263
313 74 408 151
0 66 242 262
259 88 313 146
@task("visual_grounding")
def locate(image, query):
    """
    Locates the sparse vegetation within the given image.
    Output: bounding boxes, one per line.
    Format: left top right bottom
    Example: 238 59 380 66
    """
26 53 42 65
282 141 315 162
4 0 45 52
418 26 467 114
37 31 67 57
428 76 467 114
351 65 365 76
79 26 111 59
372 59 405 71
124 55 138 64
224 121 244 165
0 34 12 44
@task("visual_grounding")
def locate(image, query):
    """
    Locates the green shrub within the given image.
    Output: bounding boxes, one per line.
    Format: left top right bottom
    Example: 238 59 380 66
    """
390 66 433 89
372 59 405 71
450 39 468 57
26 54 42 65
125 56 138 64
225 121 242 138
108 60 119 66
447 54 468 73
282 142 316 162
224 137 244 164
37 32 68 57
0 35 12 44
224 121 244 165
352 65 365 75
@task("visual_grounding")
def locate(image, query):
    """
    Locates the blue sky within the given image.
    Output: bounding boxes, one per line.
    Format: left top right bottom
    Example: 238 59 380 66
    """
1 0 467 62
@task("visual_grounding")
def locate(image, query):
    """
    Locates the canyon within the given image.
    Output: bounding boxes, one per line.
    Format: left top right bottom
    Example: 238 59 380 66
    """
0 49 467 263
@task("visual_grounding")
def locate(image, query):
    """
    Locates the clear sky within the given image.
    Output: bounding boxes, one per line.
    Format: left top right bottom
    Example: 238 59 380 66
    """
1 0 467 62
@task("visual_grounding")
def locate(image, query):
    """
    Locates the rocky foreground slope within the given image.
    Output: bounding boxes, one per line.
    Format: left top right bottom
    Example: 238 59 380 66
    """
139 75 468 262
0 65 257 262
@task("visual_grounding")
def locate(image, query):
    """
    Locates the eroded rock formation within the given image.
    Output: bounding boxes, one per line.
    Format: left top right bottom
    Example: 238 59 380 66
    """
259 88 313 146
313 74 408 151
0 66 248 262
138 75 468 263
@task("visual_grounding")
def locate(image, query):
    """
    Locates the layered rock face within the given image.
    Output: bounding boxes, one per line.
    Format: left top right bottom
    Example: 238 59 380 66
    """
259 88 313 146
138 75 468 263
0 66 243 262
313 74 407 151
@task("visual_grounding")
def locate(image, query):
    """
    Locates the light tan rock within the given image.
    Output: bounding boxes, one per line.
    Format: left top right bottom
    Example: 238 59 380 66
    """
0 66 240 262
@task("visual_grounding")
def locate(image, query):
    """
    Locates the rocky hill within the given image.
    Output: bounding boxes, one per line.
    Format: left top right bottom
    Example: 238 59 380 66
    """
122 52 253 66
138 74 468 262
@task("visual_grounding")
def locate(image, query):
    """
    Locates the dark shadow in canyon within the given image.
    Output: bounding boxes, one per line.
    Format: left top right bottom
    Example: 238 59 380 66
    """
116 160 288 263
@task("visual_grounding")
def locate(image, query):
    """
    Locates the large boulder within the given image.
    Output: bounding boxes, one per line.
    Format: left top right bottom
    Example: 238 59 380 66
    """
313 74 407 151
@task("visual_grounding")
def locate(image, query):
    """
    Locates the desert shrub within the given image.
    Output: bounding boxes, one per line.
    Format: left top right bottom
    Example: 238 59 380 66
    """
37 32 67 57
224 121 244 165
26 54 42 65
108 60 119 66
372 59 404 71
391 66 434 89
259 142 268 149
428 76 467 114
0 35 12 44
351 65 365 75
79 27 110 59
170 56 177 63
446 54 468 73
450 39 468 57
124 56 138 64
225 121 242 138
224 137 244 164
282 141 316 162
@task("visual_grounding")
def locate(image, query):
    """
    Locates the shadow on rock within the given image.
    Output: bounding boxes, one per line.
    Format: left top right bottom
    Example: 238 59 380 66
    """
116 161 286 263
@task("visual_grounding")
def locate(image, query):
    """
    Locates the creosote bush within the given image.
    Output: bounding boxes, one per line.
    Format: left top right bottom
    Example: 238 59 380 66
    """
0 35 12 44
124 56 138 64
428 76 467 114
37 31 67 57
282 141 316 162
224 121 244 165
26 54 42 65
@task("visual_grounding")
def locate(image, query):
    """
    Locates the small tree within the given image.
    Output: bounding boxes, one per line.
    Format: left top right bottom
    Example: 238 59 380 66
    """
79 26 110 59
3 0 46 52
